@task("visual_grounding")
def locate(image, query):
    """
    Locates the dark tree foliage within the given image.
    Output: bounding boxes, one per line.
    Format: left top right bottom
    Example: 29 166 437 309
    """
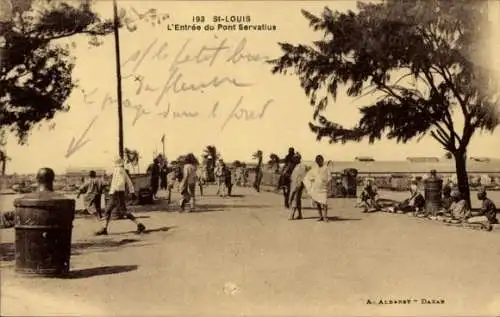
269 0 499 205
0 0 115 143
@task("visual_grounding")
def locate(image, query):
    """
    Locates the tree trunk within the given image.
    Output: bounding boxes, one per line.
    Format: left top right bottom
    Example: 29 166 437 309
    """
453 150 471 207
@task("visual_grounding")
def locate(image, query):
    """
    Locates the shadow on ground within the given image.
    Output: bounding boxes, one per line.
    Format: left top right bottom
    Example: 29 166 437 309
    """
0 229 172 262
108 226 173 236
64 265 138 279
195 204 271 212
299 216 362 221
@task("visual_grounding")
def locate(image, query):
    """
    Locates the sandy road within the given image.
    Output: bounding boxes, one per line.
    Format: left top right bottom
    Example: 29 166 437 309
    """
1 186 499 316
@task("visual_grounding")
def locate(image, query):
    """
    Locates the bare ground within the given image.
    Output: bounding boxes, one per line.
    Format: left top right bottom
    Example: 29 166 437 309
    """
1 186 499 316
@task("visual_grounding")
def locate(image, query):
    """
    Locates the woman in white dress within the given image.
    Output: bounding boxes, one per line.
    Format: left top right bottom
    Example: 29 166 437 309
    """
303 155 334 222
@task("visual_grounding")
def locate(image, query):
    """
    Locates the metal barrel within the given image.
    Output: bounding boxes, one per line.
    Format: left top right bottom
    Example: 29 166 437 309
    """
424 178 443 216
14 192 75 277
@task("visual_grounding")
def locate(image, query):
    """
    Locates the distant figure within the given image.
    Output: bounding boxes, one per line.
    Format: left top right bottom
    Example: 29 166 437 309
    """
77 170 105 219
281 151 300 209
288 154 307 220
429 169 439 179
95 157 146 235
160 158 169 190
253 151 263 192
480 174 492 187
179 154 198 212
225 165 233 196
215 159 226 197
166 166 179 204
148 157 160 200
197 165 206 196
303 155 333 222
241 163 248 187
277 147 295 191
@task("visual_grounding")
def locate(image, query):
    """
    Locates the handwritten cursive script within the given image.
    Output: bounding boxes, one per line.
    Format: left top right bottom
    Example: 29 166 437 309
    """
121 37 271 75
154 68 252 106
220 97 274 131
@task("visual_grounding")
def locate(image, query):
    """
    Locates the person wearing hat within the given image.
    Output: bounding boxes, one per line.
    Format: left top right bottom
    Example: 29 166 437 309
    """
95 157 146 235
467 188 498 229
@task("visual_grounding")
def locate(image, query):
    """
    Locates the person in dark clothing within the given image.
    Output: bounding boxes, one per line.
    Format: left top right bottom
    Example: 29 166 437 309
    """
278 148 296 207
160 159 168 190
283 147 295 166
277 147 296 191
224 164 233 196
253 151 263 192
148 158 160 200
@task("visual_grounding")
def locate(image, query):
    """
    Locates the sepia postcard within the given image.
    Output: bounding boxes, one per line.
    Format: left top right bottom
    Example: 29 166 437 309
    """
1 0 500 316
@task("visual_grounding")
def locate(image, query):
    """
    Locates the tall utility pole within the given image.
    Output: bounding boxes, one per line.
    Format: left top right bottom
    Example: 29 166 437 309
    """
113 0 124 159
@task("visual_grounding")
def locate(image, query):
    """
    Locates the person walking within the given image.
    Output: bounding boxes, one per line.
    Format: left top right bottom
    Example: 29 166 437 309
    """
77 170 105 219
253 151 263 192
303 155 334 222
215 159 226 197
148 157 160 200
288 154 307 220
197 164 206 197
179 153 198 212
95 157 146 235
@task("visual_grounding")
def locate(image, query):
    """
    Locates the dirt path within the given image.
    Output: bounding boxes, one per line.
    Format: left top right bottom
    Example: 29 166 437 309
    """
1 186 499 316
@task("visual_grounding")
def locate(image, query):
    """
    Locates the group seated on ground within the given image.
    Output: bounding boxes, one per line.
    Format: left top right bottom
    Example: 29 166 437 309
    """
381 180 426 215
431 187 498 231
356 176 498 231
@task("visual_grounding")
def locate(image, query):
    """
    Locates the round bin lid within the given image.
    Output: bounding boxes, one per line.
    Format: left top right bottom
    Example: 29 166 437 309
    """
14 191 75 207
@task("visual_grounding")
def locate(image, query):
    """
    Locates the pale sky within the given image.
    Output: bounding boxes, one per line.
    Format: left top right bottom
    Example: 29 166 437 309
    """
4 0 500 174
